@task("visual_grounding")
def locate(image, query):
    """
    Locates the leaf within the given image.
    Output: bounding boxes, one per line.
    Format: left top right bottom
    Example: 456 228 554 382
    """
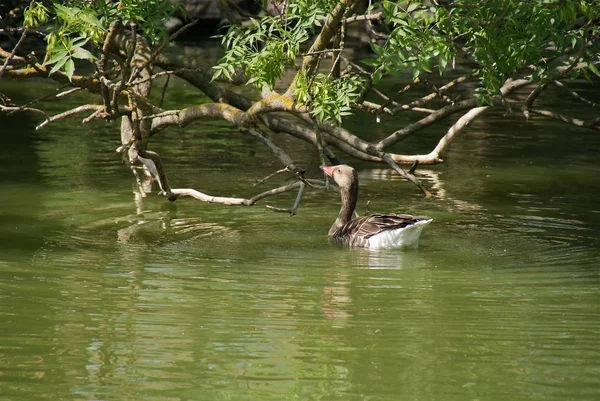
48 56 68 76
71 47 94 60
438 53 447 75
63 58 75 81
407 3 419 13
44 50 68 65
422 63 432 73
412 67 420 80
361 58 380 67
588 63 600 78
371 43 384 56
372 68 383 84
72 36 91 47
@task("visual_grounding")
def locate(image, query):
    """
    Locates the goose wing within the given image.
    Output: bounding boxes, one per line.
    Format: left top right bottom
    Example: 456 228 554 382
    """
334 213 427 246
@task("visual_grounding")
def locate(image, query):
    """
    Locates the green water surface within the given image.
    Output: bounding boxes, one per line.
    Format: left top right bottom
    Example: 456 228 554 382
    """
1 70 599 401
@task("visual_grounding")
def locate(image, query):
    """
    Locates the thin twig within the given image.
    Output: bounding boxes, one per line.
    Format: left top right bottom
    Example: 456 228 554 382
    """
0 103 49 118
36 104 103 130
158 74 170 108
0 28 27 81
300 48 342 57
7 82 71 115
56 87 82 98
253 167 290 186
553 80 599 109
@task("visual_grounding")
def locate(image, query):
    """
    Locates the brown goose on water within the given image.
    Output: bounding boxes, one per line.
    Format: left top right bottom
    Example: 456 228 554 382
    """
320 164 432 249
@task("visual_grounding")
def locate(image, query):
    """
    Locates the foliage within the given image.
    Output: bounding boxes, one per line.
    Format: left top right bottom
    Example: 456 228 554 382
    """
4 0 600 204
371 0 600 103
23 0 185 81
294 71 364 124
213 0 359 122
216 0 600 110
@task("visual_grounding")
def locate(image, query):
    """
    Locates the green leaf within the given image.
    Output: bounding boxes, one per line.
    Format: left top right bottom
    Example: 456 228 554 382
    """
372 68 383 84
71 47 94 60
63 58 75 81
44 50 68 65
361 58 380 67
438 53 448 75
406 3 419 13
48 56 68 75
371 43 384 56
412 67 420 80
588 63 600 78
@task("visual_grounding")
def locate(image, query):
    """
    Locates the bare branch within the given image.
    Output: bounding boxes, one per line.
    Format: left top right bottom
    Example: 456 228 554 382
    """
382 154 432 197
0 103 49 119
150 103 244 131
36 104 104 130
170 188 249 205
288 0 360 95
248 181 302 205
526 107 600 130
0 28 27 81
377 99 478 150
553 80 600 109
56 87 82 98
266 182 306 215
430 106 489 158
254 168 291 186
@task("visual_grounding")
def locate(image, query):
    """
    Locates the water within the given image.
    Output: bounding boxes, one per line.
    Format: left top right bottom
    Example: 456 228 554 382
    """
1 71 599 401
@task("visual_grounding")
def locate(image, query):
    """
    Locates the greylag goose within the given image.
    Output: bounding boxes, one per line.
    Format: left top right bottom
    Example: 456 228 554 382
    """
320 164 432 249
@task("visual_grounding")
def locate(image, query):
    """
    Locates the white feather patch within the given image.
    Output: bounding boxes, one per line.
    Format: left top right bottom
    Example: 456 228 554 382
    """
367 219 432 250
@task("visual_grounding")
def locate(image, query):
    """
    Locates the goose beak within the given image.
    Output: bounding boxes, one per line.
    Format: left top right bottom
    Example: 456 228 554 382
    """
320 165 335 177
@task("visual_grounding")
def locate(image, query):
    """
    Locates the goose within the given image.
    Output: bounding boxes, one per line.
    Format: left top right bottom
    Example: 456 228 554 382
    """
320 164 432 249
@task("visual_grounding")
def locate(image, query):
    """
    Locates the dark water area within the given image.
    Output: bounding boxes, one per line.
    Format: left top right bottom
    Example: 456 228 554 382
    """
1 54 599 401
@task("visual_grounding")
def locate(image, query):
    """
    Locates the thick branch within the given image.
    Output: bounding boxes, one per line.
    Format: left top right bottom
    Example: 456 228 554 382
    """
430 106 489 158
151 103 244 131
287 0 360 95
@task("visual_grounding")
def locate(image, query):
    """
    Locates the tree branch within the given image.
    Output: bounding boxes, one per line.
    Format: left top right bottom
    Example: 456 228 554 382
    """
36 104 104 130
552 80 600 109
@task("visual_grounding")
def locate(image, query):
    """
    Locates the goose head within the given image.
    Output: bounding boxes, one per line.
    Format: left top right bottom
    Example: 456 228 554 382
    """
320 164 358 190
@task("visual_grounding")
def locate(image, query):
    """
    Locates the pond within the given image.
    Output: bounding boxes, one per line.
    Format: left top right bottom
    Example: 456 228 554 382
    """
0 55 599 401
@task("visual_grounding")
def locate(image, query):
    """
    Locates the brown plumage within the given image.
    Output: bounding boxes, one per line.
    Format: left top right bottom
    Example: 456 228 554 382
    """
320 164 432 249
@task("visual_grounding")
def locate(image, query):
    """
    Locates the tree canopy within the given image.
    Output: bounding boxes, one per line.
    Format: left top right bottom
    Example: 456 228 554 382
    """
1 0 599 209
